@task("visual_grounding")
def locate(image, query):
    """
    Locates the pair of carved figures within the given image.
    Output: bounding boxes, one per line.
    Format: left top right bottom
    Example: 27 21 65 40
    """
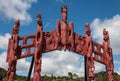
7 20 20 81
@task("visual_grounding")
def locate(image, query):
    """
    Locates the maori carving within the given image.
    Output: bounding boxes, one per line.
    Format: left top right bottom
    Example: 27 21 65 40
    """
87 57 96 81
44 31 58 52
103 28 114 81
44 32 53 51
33 14 43 81
7 19 20 81
55 20 61 50
6 5 114 81
74 34 85 55
60 5 68 51
84 23 96 81
84 22 92 58
57 5 75 51
103 28 111 64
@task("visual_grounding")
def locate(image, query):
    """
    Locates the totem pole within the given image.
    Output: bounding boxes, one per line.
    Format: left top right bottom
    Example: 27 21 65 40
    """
33 14 43 81
103 28 114 81
7 19 20 81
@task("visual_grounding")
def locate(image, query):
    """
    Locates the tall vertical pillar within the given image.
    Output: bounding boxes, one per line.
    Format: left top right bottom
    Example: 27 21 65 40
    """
33 53 42 81
106 49 114 81
7 19 20 81
84 22 96 81
33 13 43 81
103 28 114 81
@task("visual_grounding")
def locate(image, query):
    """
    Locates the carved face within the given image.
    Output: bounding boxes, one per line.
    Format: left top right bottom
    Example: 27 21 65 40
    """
12 26 19 34
85 27 91 36
103 31 109 41
37 17 42 25
37 14 42 26
85 23 91 36
11 72 15 78
86 30 91 36
62 8 67 23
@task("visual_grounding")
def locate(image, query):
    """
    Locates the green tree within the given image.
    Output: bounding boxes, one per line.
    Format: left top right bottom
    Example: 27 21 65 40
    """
68 72 73 79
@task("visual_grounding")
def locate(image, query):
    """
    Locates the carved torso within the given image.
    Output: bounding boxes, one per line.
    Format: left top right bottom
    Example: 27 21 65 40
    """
85 35 92 57
60 21 68 46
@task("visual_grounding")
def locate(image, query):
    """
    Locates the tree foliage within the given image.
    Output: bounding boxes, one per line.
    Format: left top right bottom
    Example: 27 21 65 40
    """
0 68 120 81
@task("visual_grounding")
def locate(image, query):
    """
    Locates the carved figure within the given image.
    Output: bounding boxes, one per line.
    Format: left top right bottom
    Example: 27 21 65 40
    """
35 13 43 54
7 19 19 81
56 5 75 51
103 28 114 81
34 13 43 81
55 20 61 50
103 28 110 63
60 5 68 50
85 22 92 58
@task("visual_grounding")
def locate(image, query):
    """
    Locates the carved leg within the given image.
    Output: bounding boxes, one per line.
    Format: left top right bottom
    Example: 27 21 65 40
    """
33 53 42 81
106 65 114 81
87 58 96 81
7 61 17 81
107 70 114 81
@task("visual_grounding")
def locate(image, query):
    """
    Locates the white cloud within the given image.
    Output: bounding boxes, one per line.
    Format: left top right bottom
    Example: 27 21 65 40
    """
94 62 105 73
16 58 31 76
114 60 120 75
42 50 84 77
0 33 11 50
114 60 120 65
41 50 105 77
0 52 8 70
0 0 37 24
118 68 120 75
91 14 120 54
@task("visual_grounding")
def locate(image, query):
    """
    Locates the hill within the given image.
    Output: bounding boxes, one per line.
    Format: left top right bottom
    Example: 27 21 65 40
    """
0 67 120 81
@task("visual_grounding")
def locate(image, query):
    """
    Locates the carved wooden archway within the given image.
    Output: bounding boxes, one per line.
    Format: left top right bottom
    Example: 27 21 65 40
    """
6 5 114 81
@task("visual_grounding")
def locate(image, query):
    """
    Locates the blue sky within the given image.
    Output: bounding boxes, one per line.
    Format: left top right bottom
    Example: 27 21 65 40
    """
0 0 120 77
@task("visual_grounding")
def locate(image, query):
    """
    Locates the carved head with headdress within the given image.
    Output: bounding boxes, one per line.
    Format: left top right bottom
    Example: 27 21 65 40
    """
103 28 109 42
61 5 67 23
12 19 20 34
85 22 91 36
37 13 42 26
